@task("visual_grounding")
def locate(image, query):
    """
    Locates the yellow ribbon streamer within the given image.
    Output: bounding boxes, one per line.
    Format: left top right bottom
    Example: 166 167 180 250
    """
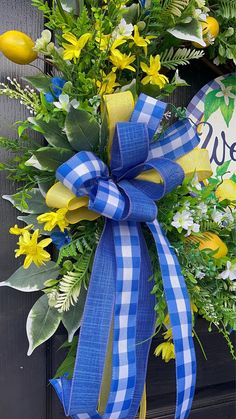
45 92 212 223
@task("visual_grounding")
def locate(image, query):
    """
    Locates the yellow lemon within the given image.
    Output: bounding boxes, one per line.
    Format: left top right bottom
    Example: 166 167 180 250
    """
188 232 228 259
215 179 236 203
192 16 220 48
0 30 37 64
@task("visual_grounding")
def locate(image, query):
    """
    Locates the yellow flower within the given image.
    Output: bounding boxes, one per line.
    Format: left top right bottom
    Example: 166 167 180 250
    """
110 49 136 72
141 55 168 88
62 32 91 62
131 25 156 55
9 224 33 235
37 208 69 232
154 341 175 362
97 71 120 95
95 33 112 51
15 230 52 269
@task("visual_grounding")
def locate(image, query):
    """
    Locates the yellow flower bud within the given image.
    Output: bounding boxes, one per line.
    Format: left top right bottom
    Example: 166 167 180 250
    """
0 30 37 64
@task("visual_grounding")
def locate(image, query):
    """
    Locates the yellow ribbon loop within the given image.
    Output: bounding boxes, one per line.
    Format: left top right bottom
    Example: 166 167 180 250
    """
46 182 99 224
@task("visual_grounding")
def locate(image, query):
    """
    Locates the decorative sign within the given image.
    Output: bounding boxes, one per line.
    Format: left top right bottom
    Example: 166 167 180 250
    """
187 74 236 176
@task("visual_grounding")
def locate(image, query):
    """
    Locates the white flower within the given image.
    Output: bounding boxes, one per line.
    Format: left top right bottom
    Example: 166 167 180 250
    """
219 261 236 281
213 56 220 66
189 173 202 191
54 94 79 112
198 202 208 214
112 18 134 40
185 222 200 237
171 210 194 230
196 270 205 279
194 8 207 21
215 80 236 106
34 29 54 54
211 206 224 224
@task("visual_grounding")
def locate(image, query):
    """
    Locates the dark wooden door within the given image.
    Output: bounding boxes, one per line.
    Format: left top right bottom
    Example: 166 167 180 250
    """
0 2 235 419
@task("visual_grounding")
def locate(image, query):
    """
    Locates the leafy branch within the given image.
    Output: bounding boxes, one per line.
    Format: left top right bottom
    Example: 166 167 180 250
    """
161 47 204 69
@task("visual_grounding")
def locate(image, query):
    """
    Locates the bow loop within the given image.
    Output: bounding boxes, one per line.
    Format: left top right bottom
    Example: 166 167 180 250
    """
111 122 149 180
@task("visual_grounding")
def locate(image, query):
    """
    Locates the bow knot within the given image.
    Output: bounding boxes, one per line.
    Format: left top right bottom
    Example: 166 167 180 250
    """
56 118 185 222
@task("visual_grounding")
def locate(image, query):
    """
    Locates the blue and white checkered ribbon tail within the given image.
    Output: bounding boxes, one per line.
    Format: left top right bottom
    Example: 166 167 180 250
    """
148 220 197 419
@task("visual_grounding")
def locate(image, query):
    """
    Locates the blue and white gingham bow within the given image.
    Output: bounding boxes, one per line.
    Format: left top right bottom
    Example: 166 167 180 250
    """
51 94 198 419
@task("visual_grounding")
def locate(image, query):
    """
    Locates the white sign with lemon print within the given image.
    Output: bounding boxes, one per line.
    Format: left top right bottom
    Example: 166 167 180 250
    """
187 74 236 178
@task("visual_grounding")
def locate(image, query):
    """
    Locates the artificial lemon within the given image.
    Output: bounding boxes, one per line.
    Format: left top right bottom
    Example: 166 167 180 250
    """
188 232 228 259
0 30 37 64
192 16 220 48
215 179 236 203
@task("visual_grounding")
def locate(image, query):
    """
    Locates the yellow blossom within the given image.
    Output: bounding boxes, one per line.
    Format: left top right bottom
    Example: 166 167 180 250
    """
97 71 120 95
62 32 91 62
141 55 168 88
37 208 69 232
9 224 33 235
15 230 52 269
131 25 156 55
110 49 136 72
95 33 112 51
154 341 175 362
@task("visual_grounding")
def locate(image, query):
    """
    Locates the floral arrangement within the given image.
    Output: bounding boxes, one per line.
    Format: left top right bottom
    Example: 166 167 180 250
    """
0 1 235 418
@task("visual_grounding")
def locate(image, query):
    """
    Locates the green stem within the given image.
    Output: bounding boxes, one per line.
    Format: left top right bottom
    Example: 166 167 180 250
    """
193 327 208 360
56 0 69 24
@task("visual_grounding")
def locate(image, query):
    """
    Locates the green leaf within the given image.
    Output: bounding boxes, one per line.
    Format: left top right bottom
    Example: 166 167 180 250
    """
23 75 52 92
65 108 100 151
27 294 62 355
32 119 71 149
17 214 50 234
3 188 49 213
168 19 205 45
216 160 231 176
62 286 87 342
220 97 234 127
0 262 60 292
54 337 78 379
34 147 74 171
204 90 223 121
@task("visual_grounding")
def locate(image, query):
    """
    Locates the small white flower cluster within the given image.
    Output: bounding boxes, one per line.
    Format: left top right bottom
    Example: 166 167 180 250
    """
219 261 236 281
171 209 200 236
211 206 235 226
0 77 39 114
34 30 55 55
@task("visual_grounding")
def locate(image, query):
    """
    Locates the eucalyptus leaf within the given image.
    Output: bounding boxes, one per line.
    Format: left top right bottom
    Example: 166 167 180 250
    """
3 188 49 214
168 19 205 46
62 286 87 342
27 294 62 355
17 214 50 234
34 147 74 171
0 262 60 292
23 75 52 92
65 107 100 151
33 119 71 149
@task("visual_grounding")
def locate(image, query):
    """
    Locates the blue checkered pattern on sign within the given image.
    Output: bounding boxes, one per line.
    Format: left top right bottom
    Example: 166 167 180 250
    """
148 219 196 419
104 221 140 419
130 93 167 141
148 119 200 162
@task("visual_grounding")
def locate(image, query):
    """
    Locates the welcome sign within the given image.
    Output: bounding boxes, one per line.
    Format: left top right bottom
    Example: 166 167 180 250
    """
187 74 236 177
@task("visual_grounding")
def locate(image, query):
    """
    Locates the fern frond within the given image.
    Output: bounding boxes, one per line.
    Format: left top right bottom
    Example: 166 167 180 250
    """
217 0 236 19
55 252 92 312
161 0 190 17
160 47 204 69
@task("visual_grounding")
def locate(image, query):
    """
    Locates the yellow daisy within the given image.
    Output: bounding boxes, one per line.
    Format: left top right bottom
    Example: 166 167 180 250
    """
37 208 69 232
62 32 91 62
141 55 168 88
15 230 52 269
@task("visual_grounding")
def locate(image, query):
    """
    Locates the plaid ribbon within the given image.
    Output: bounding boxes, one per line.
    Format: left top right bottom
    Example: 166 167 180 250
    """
51 93 199 419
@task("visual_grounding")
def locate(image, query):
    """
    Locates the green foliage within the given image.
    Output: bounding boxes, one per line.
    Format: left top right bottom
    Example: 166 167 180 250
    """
54 337 78 379
160 47 204 69
55 251 93 312
216 0 236 19
65 107 100 151
161 0 190 18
